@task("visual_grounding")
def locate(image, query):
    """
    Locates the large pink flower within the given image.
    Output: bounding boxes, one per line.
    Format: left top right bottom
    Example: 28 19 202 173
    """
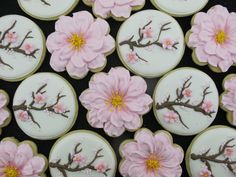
0 92 10 127
119 129 184 177
0 139 46 177
46 11 115 79
187 5 236 72
86 0 145 19
79 67 153 137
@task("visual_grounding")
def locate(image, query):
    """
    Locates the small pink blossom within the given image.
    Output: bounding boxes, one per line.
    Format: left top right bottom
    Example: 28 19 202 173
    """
164 111 179 123
73 153 86 165
182 89 192 98
201 101 214 113
224 147 234 158
200 166 212 177
17 110 30 121
5 32 18 43
95 161 107 173
22 43 34 54
53 103 66 114
34 93 47 104
142 27 153 38
162 38 175 50
126 51 138 63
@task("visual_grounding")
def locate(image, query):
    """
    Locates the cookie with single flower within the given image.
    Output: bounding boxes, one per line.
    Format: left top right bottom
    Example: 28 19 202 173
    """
12 72 78 140
119 128 184 177
17 0 79 20
153 67 219 136
49 130 117 177
186 125 236 177
79 67 153 137
0 137 47 177
0 90 11 134
220 74 236 126
0 15 45 82
46 11 115 79
186 5 236 72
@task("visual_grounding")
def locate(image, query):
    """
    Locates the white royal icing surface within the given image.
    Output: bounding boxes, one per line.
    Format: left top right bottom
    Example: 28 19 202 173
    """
18 0 79 20
0 15 45 81
13 72 78 140
117 10 185 78
153 67 219 136
49 130 117 177
151 0 208 16
188 126 236 177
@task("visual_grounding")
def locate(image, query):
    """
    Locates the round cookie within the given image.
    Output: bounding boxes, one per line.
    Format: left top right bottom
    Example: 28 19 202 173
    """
17 0 79 21
49 130 117 177
0 15 45 82
186 126 236 177
0 90 11 134
220 74 236 126
153 67 219 136
150 0 208 17
12 72 78 140
117 10 185 78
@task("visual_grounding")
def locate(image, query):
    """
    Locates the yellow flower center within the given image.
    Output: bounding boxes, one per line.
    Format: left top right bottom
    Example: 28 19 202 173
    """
146 155 159 171
106 91 125 110
215 30 227 44
68 33 85 50
202 172 210 177
4 166 20 177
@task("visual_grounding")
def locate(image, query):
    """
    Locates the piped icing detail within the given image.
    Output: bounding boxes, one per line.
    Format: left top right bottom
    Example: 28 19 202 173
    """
119 129 184 177
79 67 153 137
187 5 236 72
0 90 11 133
46 11 115 79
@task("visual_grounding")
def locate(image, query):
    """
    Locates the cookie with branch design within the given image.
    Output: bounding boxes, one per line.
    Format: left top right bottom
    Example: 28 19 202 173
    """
153 67 219 136
49 130 117 177
117 10 185 78
0 15 45 82
186 126 236 177
18 0 79 20
13 72 78 140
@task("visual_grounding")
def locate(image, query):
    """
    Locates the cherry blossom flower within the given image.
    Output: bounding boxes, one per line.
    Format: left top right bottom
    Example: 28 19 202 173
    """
73 153 86 166
53 103 66 114
201 100 213 113
182 88 192 98
224 147 234 158
95 161 107 173
126 51 138 63
162 38 175 50
200 166 212 177
142 26 153 38
34 93 47 104
17 110 30 121
5 32 18 43
164 110 179 123
22 43 34 54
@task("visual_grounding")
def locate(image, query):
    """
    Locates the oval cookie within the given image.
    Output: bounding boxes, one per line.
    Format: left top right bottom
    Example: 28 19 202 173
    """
13 72 78 140
117 10 185 78
49 130 117 177
153 67 219 136
0 15 45 82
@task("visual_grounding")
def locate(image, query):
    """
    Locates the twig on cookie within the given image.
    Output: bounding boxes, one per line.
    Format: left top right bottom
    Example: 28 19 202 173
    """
0 56 13 69
40 0 51 6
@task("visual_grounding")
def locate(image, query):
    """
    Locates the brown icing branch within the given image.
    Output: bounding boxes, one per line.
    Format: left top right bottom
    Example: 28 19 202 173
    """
156 76 215 129
12 84 70 128
191 138 236 176
0 20 40 59
40 0 51 6
0 56 13 69
49 143 111 177
119 21 179 62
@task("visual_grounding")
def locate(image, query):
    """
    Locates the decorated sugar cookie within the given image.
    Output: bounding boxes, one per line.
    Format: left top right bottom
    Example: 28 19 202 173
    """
83 0 145 21
119 128 184 177
186 5 236 72
49 130 117 177
46 11 115 79
153 67 219 136
79 67 153 137
117 10 185 78
0 90 11 134
13 72 78 140
221 74 236 126
186 126 236 177
17 0 79 20
150 0 208 17
0 15 45 82
0 137 47 177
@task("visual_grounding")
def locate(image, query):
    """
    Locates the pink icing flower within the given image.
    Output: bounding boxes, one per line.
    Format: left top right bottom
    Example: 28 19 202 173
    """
0 140 46 177
182 88 192 98
187 5 236 72
0 93 9 126
120 129 184 177
142 26 153 38
224 147 234 158
53 103 66 113
5 32 18 43
91 0 145 19
201 100 213 113
95 161 107 173
17 110 30 122
126 51 138 63
46 11 115 79
73 153 86 165
162 38 175 50
79 67 153 137
22 43 34 54
34 93 47 104
164 110 179 123
200 166 212 177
